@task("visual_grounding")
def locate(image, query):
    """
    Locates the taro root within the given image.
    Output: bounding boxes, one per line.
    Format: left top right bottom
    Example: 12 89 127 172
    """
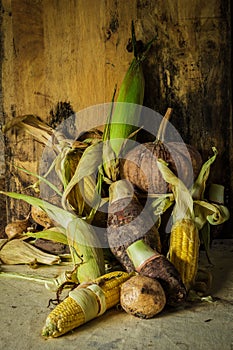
120 108 202 194
107 180 186 305
120 275 166 318
127 240 187 306
107 179 161 272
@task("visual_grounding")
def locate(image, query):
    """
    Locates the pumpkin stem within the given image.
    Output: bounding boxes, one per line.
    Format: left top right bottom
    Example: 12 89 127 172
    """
155 107 173 143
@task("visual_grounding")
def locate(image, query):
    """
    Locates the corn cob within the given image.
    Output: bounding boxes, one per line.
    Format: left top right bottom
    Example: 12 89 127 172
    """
168 218 200 290
41 271 131 338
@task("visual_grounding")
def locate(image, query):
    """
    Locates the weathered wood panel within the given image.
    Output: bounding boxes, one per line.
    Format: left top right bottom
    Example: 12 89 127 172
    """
0 0 232 236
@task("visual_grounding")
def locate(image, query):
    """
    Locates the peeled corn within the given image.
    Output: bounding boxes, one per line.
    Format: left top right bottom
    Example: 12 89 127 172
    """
41 271 131 338
168 218 200 290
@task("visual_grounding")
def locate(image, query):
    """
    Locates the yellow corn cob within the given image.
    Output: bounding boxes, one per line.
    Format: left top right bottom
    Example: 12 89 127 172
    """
41 271 131 338
168 218 200 290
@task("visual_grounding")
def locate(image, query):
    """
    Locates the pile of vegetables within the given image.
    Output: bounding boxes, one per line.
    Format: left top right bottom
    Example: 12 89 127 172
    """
0 21 230 338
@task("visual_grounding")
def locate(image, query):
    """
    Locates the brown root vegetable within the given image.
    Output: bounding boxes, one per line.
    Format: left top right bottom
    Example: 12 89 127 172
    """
127 240 187 306
120 275 166 318
5 217 30 239
107 180 161 272
120 141 202 194
107 180 186 305
120 109 202 194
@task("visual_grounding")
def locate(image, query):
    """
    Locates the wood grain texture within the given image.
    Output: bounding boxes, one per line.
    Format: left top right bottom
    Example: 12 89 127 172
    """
0 0 232 235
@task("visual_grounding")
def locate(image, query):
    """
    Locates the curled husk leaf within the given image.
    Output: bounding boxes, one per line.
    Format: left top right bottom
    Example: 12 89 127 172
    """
0 239 61 265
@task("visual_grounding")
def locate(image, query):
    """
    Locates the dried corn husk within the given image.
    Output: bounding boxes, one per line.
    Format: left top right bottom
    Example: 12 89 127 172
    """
5 216 31 239
2 115 55 146
61 141 103 215
31 206 54 228
0 239 61 265
61 146 84 212
191 147 218 200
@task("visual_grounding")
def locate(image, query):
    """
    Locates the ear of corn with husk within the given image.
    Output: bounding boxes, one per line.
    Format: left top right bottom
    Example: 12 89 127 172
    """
168 218 199 290
103 22 156 182
107 22 146 159
41 270 131 338
66 218 105 282
157 149 230 290
157 159 199 290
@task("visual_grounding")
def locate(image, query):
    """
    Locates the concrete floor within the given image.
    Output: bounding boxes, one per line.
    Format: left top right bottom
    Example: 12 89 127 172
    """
0 239 233 350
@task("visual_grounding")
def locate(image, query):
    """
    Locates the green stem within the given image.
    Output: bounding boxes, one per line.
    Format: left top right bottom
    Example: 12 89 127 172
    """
126 239 159 269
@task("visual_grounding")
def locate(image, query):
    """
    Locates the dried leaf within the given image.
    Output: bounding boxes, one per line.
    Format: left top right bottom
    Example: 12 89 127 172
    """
3 115 53 145
0 191 76 229
61 142 103 211
0 239 61 265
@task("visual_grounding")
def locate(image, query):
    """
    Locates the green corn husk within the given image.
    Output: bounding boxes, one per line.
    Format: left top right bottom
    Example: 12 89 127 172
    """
108 62 145 158
26 227 68 245
108 22 147 158
103 22 156 182
66 219 105 282
109 22 155 157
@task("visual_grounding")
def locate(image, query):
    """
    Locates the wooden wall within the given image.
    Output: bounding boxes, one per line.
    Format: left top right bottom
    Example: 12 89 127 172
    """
0 0 232 236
